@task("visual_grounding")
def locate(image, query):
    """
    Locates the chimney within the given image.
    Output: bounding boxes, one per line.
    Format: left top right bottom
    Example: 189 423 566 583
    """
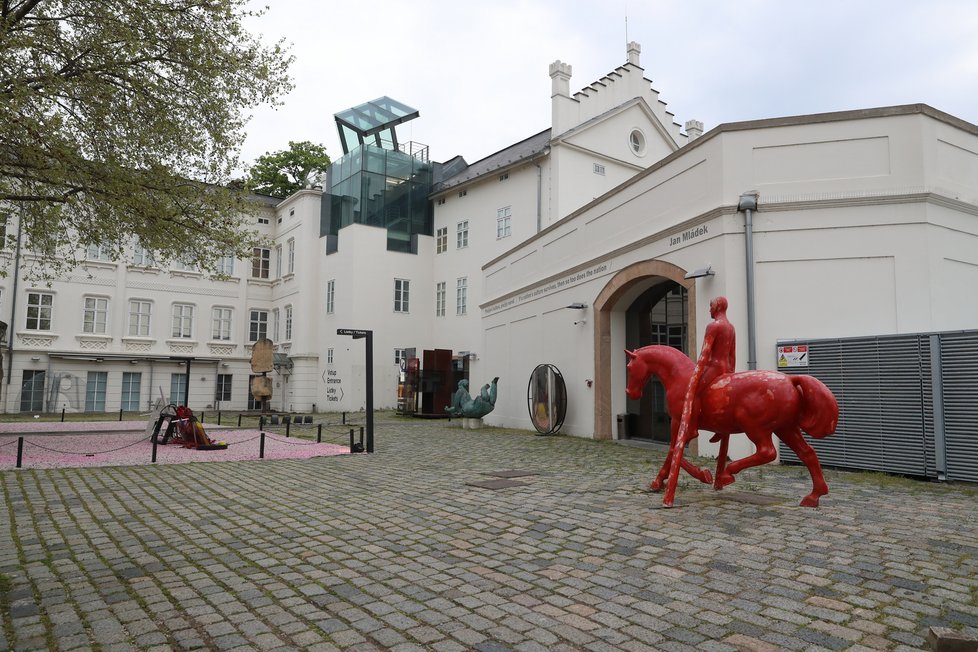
627 41 641 66
549 60 572 97
685 119 704 141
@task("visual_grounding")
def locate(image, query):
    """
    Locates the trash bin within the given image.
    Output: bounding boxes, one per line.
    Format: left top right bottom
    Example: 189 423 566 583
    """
617 414 629 438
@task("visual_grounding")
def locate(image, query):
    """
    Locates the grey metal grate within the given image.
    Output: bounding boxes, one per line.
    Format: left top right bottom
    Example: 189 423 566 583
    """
940 332 978 482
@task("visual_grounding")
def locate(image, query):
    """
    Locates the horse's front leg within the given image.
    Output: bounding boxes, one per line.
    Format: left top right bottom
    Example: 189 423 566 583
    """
715 431 776 489
650 422 712 491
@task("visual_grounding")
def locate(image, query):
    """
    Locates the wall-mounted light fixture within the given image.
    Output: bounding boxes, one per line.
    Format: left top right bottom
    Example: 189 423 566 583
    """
30 356 40 362
684 265 715 279
129 359 138 364
565 302 588 310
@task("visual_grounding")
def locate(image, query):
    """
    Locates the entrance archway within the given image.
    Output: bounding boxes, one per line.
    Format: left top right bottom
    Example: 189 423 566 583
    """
592 260 697 441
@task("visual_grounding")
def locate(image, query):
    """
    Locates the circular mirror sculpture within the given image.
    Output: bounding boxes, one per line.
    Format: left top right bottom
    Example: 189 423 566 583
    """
527 364 567 435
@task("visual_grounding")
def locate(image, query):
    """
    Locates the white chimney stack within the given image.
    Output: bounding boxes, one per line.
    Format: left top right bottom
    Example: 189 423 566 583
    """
626 41 641 66
685 119 704 141
549 60 572 97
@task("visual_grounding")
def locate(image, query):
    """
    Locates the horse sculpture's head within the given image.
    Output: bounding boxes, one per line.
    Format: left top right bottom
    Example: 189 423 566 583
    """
624 349 647 400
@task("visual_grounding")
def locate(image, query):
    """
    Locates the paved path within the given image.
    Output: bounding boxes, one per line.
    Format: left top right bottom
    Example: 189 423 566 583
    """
1 418 976 651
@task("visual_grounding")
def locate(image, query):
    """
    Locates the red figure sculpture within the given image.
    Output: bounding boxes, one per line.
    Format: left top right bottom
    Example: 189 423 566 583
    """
625 296 839 508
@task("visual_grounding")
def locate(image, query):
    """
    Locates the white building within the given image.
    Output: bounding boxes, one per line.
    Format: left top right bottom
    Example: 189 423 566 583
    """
2 43 976 476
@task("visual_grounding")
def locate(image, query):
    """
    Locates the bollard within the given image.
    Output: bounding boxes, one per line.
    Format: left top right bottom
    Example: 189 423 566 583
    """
259 415 265 431
152 435 158 463
61 408 66 422
342 412 346 425
360 426 365 450
17 437 24 468
217 410 222 426
349 428 354 451
259 432 266 458
237 413 242 427
119 408 123 422
286 420 291 438
200 412 205 424
317 424 322 443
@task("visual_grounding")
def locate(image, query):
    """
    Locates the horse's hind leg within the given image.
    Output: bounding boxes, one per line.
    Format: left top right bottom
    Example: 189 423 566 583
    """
715 432 776 489
779 427 828 507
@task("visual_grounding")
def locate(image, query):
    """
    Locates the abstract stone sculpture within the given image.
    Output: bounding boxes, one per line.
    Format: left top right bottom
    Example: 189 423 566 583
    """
446 377 499 419
625 296 838 508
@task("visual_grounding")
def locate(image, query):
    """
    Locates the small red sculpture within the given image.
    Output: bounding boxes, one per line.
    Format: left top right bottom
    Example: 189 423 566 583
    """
625 296 838 508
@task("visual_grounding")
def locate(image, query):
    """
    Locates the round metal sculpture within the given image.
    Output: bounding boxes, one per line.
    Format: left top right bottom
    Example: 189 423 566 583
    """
624 296 839 508
527 364 567 435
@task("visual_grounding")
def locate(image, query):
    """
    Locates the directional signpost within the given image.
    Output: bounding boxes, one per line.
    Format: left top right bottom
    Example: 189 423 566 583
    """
337 328 373 452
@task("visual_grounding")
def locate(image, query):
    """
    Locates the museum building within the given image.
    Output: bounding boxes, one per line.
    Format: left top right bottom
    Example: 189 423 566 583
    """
1 42 976 481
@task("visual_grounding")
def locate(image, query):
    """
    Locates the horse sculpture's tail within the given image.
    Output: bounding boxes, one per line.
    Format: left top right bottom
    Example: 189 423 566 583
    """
791 376 839 438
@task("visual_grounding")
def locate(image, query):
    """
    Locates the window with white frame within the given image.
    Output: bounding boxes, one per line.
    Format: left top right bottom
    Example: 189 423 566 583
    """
121 372 141 411
86 243 112 262
85 371 108 411
172 256 198 272
394 279 410 313
215 253 235 276
284 305 293 340
272 308 280 341
435 282 446 317
132 241 156 267
171 303 194 338
456 220 468 249
252 247 270 278
26 292 53 330
327 347 334 364
169 373 187 404
249 309 268 342
326 279 335 314
215 374 232 402
212 307 232 341
436 227 448 253
287 238 295 274
82 297 108 334
128 300 151 336
275 244 283 278
394 348 406 365
496 206 512 239
456 277 467 316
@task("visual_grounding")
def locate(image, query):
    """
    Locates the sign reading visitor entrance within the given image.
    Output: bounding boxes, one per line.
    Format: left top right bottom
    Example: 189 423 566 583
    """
322 368 344 402
777 344 809 368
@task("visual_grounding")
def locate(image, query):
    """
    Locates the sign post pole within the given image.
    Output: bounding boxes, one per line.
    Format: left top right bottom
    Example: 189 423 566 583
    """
337 328 374 453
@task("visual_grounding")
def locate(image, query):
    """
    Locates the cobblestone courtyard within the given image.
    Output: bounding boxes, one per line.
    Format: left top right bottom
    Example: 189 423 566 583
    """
2 418 977 651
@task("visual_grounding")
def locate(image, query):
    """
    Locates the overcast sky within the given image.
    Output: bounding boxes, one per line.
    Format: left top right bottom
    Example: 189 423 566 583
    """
239 1 978 170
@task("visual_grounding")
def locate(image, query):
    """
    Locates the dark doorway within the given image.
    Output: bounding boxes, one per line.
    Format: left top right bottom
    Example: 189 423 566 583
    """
624 282 688 442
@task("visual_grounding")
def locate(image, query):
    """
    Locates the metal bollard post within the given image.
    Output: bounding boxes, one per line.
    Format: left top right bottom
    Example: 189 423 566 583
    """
61 408 66 422
259 415 265 431
286 420 291 438
342 412 346 425
317 424 322 443
349 429 354 451
218 411 222 426
200 412 205 424
119 408 123 421
237 413 242 427
360 426 365 450
259 432 265 459
152 436 158 463
17 437 24 468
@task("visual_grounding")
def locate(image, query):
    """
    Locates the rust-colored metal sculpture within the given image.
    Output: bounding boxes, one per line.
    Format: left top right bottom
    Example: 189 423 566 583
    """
625 296 838 508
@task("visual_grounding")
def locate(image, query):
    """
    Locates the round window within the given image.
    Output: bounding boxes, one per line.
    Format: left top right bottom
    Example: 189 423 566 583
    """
629 129 647 156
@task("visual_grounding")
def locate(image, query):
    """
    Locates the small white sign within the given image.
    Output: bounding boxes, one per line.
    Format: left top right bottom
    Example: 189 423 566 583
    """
777 345 809 368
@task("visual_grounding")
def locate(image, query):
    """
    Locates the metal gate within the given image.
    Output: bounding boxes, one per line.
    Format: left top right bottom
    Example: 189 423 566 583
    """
777 330 978 483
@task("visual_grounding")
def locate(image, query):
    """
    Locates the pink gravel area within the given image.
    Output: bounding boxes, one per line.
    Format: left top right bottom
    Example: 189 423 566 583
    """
0 421 350 470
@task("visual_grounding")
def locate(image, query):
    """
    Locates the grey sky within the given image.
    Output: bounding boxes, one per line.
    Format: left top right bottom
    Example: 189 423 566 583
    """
240 1 978 169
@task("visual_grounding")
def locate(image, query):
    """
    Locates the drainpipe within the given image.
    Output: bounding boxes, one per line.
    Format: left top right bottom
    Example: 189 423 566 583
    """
737 192 759 370
535 163 543 233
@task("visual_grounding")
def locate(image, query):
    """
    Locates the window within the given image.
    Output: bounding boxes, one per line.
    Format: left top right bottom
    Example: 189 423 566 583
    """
257 215 269 225
456 277 468 316
171 303 194 339
287 239 295 274
436 227 448 254
272 308 280 342
132 241 156 267
215 374 232 402
458 190 467 198
172 255 198 272
121 372 141 411
394 279 410 313
456 220 468 249
128 300 152 337
593 163 606 175
169 373 187 405
499 173 509 181
629 129 647 156
284 305 293 340
327 348 334 364
212 307 232 341
326 279 335 314
85 371 108 412
215 253 235 276
249 309 268 342
275 244 282 278
437 197 446 205
86 243 111 262
251 247 270 278
435 282 446 317
26 292 53 330
394 348 406 365
20 370 45 412
496 206 512 239
83 297 108 334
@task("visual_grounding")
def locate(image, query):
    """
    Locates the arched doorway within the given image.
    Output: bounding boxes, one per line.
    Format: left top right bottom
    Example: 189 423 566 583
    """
592 260 697 441
624 282 688 442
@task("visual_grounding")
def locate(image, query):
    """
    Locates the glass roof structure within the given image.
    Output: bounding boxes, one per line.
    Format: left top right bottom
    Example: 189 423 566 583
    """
334 97 420 154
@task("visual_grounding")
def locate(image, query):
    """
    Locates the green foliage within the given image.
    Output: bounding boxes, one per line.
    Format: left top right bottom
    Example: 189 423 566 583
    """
0 0 294 280
246 141 331 199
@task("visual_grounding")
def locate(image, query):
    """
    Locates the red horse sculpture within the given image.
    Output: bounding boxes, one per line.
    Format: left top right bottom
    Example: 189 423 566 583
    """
624 345 838 507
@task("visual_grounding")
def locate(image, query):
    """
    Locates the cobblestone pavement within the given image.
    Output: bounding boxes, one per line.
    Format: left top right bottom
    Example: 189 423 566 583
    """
2 418 977 651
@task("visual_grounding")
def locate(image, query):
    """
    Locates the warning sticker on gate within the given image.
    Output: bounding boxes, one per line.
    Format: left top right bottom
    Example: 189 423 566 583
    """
777 345 809 368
